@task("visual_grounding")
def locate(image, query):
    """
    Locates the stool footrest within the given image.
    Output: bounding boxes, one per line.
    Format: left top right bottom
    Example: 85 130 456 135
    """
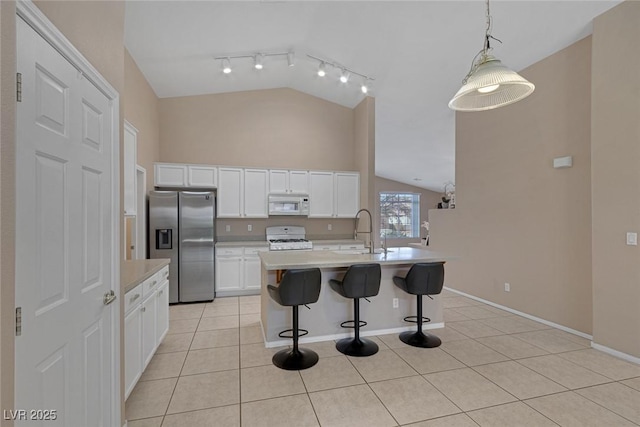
403 315 431 324
340 319 367 329
278 328 309 339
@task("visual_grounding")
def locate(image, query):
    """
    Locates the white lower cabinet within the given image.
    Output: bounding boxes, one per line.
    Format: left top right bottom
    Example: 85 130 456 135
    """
124 302 142 400
216 245 268 295
124 266 169 401
156 280 169 343
141 291 157 369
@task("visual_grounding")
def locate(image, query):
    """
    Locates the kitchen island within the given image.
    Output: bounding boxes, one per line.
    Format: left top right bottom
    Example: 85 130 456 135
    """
259 247 454 347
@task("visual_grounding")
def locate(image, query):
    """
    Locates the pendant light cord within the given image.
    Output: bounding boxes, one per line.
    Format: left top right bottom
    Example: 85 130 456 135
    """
462 0 502 84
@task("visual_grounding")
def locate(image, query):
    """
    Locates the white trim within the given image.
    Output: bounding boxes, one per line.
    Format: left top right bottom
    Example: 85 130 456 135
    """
443 286 593 341
264 322 445 348
16 1 121 424
591 342 640 365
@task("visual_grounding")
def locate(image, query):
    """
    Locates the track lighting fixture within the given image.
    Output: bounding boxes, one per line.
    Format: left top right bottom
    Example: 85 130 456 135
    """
307 54 374 94
215 51 295 74
214 50 374 96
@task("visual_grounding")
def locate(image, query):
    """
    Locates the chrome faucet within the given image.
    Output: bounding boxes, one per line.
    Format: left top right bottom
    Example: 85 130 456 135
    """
354 208 374 254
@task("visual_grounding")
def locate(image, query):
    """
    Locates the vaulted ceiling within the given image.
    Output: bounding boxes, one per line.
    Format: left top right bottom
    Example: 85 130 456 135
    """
125 1 619 192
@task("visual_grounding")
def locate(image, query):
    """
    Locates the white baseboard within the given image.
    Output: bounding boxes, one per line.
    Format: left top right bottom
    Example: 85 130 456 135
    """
443 286 593 340
591 342 640 365
264 322 445 348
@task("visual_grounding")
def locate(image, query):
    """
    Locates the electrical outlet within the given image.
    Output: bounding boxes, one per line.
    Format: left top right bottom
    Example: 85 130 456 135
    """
247 224 252 232
225 225 231 232
328 224 332 231
504 282 511 292
392 298 399 308
626 232 637 246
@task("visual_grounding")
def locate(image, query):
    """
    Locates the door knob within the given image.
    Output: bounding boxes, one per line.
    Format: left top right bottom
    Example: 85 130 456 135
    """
103 290 117 306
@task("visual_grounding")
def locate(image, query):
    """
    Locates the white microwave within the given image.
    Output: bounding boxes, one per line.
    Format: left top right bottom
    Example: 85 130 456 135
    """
268 194 310 216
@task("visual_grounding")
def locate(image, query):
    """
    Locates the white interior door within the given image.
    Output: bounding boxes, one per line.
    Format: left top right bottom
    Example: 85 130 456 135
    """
15 15 117 426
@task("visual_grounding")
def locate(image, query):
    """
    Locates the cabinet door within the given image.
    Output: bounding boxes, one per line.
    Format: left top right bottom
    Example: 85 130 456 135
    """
156 281 169 344
124 307 142 400
288 170 309 194
217 168 243 218
308 171 335 218
188 166 217 188
244 169 268 218
155 163 187 187
141 292 157 369
268 170 288 194
215 257 243 292
123 122 137 215
334 172 360 218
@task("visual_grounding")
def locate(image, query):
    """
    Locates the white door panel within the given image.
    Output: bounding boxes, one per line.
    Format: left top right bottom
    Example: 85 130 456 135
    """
16 16 116 426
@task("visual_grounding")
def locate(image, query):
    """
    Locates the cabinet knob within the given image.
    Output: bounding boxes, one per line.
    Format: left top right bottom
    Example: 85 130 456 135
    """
141 306 146 312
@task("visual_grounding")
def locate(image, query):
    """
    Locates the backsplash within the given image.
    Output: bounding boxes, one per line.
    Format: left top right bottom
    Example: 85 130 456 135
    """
215 217 355 241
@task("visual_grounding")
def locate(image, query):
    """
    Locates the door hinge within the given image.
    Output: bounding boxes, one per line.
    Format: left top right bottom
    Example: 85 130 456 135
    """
15 307 22 336
16 73 22 102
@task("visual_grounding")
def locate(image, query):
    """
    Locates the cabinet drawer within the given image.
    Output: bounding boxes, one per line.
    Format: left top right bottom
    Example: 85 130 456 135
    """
125 284 143 314
159 266 169 282
313 244 340 251
244 247 268 256
339 244 365 250
217 247 243 256
143 272 160 297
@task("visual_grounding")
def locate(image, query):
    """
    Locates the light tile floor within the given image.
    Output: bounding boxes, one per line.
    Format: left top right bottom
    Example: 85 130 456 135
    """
126 291 640 427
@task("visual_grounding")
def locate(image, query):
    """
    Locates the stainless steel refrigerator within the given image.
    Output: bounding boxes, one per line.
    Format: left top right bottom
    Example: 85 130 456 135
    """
148 191 215 303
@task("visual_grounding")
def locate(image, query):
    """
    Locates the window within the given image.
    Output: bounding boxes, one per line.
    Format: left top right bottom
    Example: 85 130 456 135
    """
379 192 420 238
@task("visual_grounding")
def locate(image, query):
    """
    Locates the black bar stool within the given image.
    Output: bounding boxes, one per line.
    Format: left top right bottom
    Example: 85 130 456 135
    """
330 263 381 357
267 268 322 370
393 262 445 348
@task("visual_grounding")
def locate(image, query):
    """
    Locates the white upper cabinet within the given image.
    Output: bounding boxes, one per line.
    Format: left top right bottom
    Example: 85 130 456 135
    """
309 171 360 218
154 163 187 187
243 169 269 218
217 167 243 218
334 172 360 218
269 169 308 194
308 171 335 217
155 163 216 188
123 122 138 215
187 165 217 188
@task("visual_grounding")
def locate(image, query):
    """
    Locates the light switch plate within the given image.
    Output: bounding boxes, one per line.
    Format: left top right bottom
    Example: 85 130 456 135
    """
626 232 637 246
225 225 231 232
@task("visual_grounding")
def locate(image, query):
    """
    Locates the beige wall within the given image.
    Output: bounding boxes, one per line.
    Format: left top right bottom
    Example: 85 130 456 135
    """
430 36 593 334
1 1 16 423
158 88 355 171
354 96 376 212
375 176 442 247
124 49 160 191
591 1 640 357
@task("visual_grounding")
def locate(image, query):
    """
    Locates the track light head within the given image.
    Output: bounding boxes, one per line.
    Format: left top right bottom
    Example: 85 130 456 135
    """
361 79 369 94
339 69 349 83
317 62 326 77
222 58 232 74
254 54 263 70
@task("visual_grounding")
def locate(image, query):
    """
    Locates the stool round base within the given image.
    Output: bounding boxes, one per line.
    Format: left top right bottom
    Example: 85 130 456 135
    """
336 337 379 357
399 330 441 348
272 347 319 370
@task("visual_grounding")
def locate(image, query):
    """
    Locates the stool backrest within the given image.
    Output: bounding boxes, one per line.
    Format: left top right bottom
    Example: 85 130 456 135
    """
278 268 322 306
405 262 445 295
341 264 381 298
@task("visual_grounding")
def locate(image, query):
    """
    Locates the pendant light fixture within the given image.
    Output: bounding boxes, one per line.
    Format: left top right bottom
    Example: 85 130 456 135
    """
448 0 534 112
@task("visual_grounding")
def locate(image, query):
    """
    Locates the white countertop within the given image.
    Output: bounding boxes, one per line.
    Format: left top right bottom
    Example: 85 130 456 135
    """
259 246 454 270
